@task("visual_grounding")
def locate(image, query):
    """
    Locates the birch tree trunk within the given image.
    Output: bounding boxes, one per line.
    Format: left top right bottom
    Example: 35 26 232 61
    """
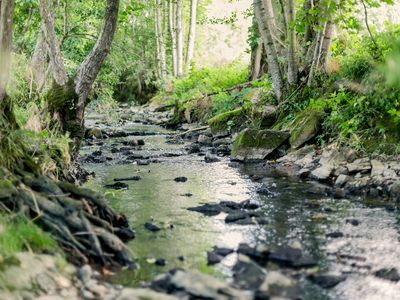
0 0 15 103
176 0 184 77
319 18 335 69
254 0 283 101
286 0 298 84
185 0 198 72
250 40 263 81
154 0 162 78
31 34 48 92
169 0 178 77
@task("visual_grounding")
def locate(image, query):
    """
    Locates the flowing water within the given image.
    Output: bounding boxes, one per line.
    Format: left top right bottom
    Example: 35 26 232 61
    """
82 107 400 300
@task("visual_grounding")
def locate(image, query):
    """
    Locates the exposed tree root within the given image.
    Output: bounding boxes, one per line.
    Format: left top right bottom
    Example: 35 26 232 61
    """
0 172 135 268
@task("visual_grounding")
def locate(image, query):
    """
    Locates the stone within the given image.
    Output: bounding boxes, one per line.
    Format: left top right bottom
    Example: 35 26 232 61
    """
208 108 245 135
187 203 222 216
389 181 400 199
256 271 300 299
198 134 212 146
231 129 290 161
347 158 371 174
212 246 234 257
310 165 334 181
78 265 93 283
371 159 386 177
269 246 317 268
326 231 344 238
233 255 266 290
114 288 179 300
174 176 187 182
289 109 324 149
343 148 358 162
374 268 400 282
113 176 141 182
333 188 346 199
237 243 269 265
335 174 349 187
346 218 360 226
86 128 103 139
205 153 220 163
308 273 346 288
225 211 263 223
155 259 167 266
188 143 201 154
144 222 161 232
207 251 222 265
104 182 129 190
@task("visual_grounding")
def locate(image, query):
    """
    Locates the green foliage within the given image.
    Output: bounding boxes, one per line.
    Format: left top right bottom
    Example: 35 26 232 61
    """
0 215 58 257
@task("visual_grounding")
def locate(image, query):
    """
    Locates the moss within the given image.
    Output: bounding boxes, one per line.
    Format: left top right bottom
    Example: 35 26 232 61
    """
0 180 18 200
289 109 324 149
231 128 290 160
208 108 246 135
46 78 84 143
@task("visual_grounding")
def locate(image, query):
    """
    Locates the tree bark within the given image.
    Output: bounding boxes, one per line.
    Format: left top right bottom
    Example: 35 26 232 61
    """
176 0 184 77
169 0 178 77
0 0 15 103
38 0 68 87
185 0 198 72
74 0 119 126
31 34 48 92
250 39 264 81
286 0 298 84
319 16 335 68
155 0 166 79
254 0 283 101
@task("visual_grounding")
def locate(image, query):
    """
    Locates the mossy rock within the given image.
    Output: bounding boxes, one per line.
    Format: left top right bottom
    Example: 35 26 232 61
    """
208 108 246 135
231 128 290 161
289 109 324 149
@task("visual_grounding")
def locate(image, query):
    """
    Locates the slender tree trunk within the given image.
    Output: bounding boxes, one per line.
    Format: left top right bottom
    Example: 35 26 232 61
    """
154 0 162 78
185 0 198 72
319 17 335 68
250 40 263 81
254 0 283 101
156 0 167 79
169 0 178 77
31 34 48 92
307 23 325 86
176 0 184 77
286 0 298 84
0 0 15 103
38 0 68 87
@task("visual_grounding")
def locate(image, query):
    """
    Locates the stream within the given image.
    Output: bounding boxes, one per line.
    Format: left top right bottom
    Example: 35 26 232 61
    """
81 105 400 300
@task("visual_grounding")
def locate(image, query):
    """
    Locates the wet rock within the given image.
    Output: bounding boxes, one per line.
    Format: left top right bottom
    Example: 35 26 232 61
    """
333 188 346 199
256 186 273 196
310 165 334 181
104 182 129 190
155 259 167 266
114 288 179 300
198 134 212 146
231 129 290 161
237 243 269 265
374 268 400 282
346 218 360 226
126 154 148 160
326 231 344 238
220 200 241 210
86 127 103 139
144 222 161 232
122 139 145 146
117 227 136 242
207 251 222 265
269 246 317 268
308 273 346 289
299 168 311 178
187 203 221 216
225 211 263 223
240 199 261 210
137 160 151 166
213 246 234 257
78 265 93 284
113 176 141 182
389 181 400 198
335 174 349 187
174 176 187 182
347 158 371 174
255 271 300 300
216 145 231 156
188 143 201 154
92 150 102 156
205 153 220 163
208 108 245 136
84 155 107 164
233 255 266 290
181 193 193 197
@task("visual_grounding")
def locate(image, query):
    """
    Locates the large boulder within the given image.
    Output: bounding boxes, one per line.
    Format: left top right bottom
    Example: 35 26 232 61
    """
208 108 246 136
231 129 290 161
289 109 324 149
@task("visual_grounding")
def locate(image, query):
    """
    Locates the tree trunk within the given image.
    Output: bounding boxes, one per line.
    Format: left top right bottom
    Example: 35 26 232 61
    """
31 34 48 92
286 0 298 84
176 0 184 77
74 0 119 134
38 0 68 87
185 0 198 72
155 0 166 79
154 0 162 78
250 40 264 81
169 0 178 77
319 17 335 69
0 0 15 103
254 0 283 101
307 23 325 86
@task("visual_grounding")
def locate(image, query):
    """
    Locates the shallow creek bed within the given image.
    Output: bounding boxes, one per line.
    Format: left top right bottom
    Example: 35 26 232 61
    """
80 105 400 300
